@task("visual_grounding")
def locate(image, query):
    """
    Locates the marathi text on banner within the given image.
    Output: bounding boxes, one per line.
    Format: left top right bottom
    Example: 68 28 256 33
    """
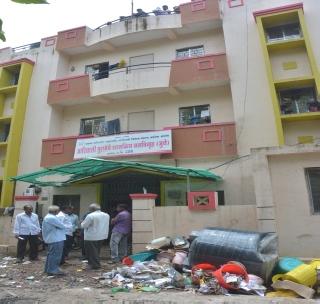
74 130 172 159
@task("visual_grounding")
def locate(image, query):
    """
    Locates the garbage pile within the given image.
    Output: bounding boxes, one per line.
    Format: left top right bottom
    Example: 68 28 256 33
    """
100 260 266 295
101 228 320 299
101 229 271 296
268 257 320 299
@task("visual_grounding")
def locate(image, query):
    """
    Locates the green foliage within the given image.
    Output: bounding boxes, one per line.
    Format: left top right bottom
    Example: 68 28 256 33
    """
0 0 49 42
0 19 5 42
11 0 49 4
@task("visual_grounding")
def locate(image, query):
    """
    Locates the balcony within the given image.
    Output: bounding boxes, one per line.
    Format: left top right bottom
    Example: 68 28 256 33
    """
55 1 221 55
41 135 93 167
47 63 171 105
169 53 229 90
47 75 91 106
162 122 237 159
180 0 221 27
41 123 237 167
91 63 171 99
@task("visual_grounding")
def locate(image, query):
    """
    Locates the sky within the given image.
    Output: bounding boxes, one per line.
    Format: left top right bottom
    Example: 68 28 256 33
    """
1 0 183 48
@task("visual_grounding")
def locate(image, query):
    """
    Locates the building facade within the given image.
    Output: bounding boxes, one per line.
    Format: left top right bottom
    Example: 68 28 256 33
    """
0 0 319 256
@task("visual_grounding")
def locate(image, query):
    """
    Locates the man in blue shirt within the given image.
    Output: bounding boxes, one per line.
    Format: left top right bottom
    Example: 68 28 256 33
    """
13 204 41 263
42 205 66 276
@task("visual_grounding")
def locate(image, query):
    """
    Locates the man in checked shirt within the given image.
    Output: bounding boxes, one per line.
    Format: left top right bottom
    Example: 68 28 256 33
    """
13 204 41 263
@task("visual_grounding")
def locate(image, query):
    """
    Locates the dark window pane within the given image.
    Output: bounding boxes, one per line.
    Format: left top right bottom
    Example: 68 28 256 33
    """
306 168 320 214
179 105 210 126
284 23 301 39
176 45 204 59
266 26 283 41
80 117 105 135
279 87 317 115
266 23 301 42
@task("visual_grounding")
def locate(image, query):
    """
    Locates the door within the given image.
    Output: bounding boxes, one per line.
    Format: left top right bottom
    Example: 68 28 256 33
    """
52 195 81 216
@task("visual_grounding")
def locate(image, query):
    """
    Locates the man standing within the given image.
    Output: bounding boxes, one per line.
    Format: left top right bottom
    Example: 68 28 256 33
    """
13 205 41 263
81 204 109 270
109 204 132 264
42 206 66 276
57 206 73 264
68 206 79 243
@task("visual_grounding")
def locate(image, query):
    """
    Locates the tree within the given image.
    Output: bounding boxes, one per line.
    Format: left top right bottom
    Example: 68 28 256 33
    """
0 0 49 42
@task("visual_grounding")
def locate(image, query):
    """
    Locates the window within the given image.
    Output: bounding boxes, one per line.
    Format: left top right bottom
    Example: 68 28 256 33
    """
265 23 301 42
129 54 154 72
85 62 109 80
278 87 319 115
128 111 155 132
176 46 204 59
80 117 105 135
179 105 211 126
305 168 320 214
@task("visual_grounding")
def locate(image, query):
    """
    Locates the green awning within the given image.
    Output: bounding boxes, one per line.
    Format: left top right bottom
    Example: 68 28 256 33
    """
11 158 222 187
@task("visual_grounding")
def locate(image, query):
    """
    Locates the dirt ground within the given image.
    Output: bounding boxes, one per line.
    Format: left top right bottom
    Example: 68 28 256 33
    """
0 250 319 304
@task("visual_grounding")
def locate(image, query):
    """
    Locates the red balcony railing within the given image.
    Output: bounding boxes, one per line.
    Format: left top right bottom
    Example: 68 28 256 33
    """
169 53 229 88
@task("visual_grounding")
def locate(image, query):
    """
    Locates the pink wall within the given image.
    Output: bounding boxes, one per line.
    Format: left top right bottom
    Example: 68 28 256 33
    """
41 123 237 167
169 53 229 87
180 0 220 25
56 26 87 51
47 74 90 105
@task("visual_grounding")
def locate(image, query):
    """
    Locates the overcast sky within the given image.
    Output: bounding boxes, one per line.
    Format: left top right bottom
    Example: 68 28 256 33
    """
1 0 183 48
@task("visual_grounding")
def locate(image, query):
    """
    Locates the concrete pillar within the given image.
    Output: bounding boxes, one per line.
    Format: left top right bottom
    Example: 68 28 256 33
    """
252 151 277 233
129 193 157 253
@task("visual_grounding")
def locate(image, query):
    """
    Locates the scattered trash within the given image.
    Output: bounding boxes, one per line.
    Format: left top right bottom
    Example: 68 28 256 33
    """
3 257 16 261
26 276 35 280
0 274 7 278
272 279 315 299
83 287 92 291
22 261 31 265
111 287 130 294
139 286 160 293
146 237 171 250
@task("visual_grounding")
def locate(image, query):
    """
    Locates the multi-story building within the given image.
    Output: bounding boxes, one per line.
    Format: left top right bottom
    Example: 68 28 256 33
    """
0 0 319 256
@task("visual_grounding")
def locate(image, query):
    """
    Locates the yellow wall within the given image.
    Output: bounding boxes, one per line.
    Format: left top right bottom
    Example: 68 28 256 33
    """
0 61 34 207
256 8 320 146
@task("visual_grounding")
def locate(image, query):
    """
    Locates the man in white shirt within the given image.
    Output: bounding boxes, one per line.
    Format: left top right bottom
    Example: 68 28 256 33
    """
42 205 66 276
81 204 110 269
57 206 73 265
13 205 41 263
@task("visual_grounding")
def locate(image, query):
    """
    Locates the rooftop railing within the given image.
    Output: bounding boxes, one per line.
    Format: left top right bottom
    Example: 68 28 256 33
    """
12 42 41 53
95 9 180 30
89 61 172 81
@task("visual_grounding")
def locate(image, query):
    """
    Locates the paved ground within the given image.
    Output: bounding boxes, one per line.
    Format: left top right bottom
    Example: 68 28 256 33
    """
0 251 319 304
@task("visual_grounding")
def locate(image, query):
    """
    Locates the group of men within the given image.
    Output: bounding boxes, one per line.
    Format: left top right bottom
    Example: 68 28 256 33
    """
13 203 131 276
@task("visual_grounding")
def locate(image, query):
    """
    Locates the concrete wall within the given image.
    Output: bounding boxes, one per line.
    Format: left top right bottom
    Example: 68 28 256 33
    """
269 152 320 257
60 87 234 135
153 205 257 237
0 216 15 254
269 48 312 81
68 30 225 78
